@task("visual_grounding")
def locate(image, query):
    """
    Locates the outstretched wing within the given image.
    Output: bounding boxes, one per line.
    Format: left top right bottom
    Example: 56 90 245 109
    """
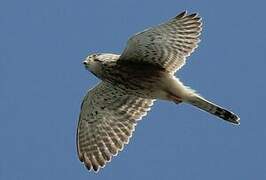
77 82 154 172
119 11 202 74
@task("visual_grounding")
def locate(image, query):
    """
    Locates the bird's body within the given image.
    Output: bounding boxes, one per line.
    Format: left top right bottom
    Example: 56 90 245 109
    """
88 54 191 101
77 11 240 172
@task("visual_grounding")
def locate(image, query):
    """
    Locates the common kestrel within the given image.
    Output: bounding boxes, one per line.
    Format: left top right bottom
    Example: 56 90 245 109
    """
77 11 240 172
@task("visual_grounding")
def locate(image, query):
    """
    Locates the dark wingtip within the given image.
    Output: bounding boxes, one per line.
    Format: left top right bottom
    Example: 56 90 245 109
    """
175 11 187 19
187 13 198 18
92 165 100 172
175 11 201 20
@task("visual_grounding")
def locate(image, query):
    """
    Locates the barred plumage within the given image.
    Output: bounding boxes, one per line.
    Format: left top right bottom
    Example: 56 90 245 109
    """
77 82 154 171
78 11 240 172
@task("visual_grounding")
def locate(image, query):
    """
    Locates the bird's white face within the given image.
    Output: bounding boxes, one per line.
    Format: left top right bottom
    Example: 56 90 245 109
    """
83 54 103 76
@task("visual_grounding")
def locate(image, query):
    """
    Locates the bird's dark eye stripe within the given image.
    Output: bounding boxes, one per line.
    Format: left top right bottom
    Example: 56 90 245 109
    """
94 59 100 62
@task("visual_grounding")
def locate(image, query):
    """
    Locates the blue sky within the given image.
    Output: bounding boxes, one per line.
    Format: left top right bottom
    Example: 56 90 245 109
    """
0 0 265 179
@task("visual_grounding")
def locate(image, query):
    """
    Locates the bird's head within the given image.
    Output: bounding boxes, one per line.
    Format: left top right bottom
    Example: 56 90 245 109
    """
83 53 105 77
83 53 120 78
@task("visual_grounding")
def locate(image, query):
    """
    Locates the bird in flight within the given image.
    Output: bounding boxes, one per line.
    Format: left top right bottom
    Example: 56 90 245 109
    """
77 11 240 172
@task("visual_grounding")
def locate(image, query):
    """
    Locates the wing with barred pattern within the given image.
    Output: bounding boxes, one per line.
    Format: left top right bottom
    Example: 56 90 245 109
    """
77 82 154 172
119 11 202 74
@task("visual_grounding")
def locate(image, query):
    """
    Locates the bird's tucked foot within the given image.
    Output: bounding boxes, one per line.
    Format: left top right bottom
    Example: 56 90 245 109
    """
167 92 183 104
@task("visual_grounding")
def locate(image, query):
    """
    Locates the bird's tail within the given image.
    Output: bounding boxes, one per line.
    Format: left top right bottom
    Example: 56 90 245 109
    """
187 95 240 125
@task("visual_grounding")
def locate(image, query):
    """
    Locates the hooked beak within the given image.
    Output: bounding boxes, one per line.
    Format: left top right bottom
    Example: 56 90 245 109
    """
83 60 88 65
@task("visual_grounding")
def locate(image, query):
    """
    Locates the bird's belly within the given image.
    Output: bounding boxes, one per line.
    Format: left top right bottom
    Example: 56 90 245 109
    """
121 80 167 99
107 70 170 99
